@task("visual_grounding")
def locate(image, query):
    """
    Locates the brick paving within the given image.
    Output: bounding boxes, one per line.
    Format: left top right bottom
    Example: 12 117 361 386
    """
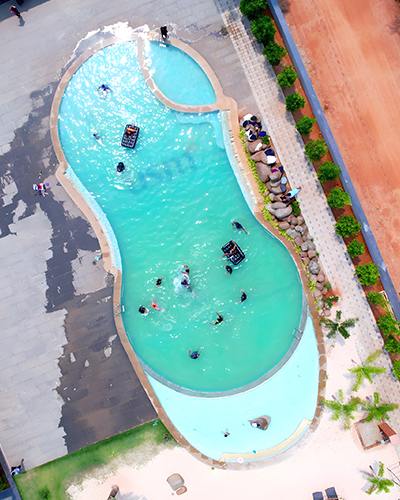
216 0 400 428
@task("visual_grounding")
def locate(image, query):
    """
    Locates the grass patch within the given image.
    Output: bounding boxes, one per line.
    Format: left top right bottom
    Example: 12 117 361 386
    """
15 420 173 500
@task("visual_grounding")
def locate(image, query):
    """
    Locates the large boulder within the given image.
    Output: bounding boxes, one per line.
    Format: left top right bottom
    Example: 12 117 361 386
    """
269 170 282 183
256 162 270 182
286 228 298 239
279 221 290 230
251 151 268 164
266 203 292 220
248 139 265 154
309 259 320 275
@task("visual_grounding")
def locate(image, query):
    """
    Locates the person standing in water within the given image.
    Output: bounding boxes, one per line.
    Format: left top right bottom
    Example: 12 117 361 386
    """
225 265 233 275
232 220 248 234
189 350 200 359
156 278 162 287
240 291 247 302
138 306 149 316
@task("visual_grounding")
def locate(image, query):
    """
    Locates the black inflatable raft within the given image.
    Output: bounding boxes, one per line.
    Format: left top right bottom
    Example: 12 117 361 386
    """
221 240 245 265
121 124 140 148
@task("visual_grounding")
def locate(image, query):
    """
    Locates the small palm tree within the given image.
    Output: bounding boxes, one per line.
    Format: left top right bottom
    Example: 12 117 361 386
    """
322 389 361 429
349 350 386 391
362 392 399 422
320 310 358 339
365 462 394 495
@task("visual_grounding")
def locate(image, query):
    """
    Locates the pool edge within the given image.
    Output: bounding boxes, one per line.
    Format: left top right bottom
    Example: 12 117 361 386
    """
49 32 326 468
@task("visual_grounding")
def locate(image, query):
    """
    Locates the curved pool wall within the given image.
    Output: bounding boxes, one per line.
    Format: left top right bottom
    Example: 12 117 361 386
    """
51 33 321 463
57 40 303 395
149 315 318 462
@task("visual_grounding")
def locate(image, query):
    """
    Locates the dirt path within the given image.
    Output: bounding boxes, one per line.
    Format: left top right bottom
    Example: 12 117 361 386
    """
286 0 400 292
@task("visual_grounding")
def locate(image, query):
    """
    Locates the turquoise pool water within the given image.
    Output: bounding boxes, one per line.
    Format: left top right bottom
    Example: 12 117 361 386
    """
58 40 303 393
145 41 216 105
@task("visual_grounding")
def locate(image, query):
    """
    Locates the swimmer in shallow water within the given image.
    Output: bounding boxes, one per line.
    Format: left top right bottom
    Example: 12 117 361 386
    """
93 133 100 140
156 278 162 287
240 291 247 302
189 350 200 359
151 300 163 311
226 265 233 275
116 162 125 173
138 305 149 316
232 220 248 234
213 312 224 325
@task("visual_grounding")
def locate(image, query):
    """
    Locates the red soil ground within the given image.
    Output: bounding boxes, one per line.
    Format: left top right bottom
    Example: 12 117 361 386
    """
285 0 400 293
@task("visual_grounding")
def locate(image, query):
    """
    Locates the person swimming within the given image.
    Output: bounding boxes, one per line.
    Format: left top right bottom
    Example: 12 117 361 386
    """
240 291 247 302
226 265 233 275
116 162 125 173
213 313 224 325
93 132 100 140
189 350 200 359
151 300 163 311
138 305 149 316
232 220 248 234
156 278 162 287
98 84 111 93
180 264 191 290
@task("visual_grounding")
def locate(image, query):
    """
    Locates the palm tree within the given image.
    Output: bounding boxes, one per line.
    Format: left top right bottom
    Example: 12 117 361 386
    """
362 392 399 422
320 310 358 339
322 389 361 429
365 462 394 495
349 350 386 391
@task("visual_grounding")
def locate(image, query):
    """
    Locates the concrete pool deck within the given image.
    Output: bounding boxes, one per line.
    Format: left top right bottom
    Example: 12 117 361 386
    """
1 0 400 493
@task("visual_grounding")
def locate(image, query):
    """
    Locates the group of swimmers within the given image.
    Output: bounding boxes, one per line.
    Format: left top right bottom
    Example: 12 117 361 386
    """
136 221 250 360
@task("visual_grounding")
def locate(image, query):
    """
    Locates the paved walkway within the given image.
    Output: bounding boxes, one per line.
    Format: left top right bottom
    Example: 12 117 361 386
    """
216 0 400 428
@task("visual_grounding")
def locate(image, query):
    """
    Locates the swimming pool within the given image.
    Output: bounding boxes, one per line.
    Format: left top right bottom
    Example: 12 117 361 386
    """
58 40 303 394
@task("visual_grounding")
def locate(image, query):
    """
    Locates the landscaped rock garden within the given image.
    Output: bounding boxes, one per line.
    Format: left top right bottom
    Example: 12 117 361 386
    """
241 119 333 316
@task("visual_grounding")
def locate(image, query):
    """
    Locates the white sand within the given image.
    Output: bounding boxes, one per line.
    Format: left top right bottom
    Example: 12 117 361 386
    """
67 416 400 500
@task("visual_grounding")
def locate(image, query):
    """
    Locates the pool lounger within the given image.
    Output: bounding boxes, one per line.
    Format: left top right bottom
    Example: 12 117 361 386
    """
312 493 323 500
325 487 339 499
221 240 245 265
121 124 140 148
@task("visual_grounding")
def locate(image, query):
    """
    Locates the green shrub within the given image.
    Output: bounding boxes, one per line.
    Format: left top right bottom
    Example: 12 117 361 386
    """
277 66 297 88
38 487 51 499
347 239 365 258
285 92 305 112
292 200 301 216
356 263 379 286
239 0 266 20
367 291 386 307
263 41 287 66
323 295 339 308
317 161 341 183
295 116 315 135
335 215 361 238
305 139 328 161
327 187 351 209
392 360 400 380
261 135 270 145
384 336 400 354
250 16 276 45
377 313 400 336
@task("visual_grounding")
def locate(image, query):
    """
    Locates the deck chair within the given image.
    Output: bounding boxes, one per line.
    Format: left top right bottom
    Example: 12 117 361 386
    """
312 492 324 500
167 473 187 495
325 486 339 499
